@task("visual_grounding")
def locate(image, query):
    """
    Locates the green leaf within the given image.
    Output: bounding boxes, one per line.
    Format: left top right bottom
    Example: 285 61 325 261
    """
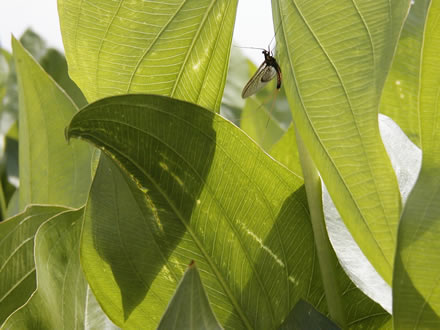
2 208 118 329
279 299 340 330
157 261 222 330
380 0 431 147
67 94 391 329
58 0 238 111
324 114 423 314
12 37 92 210
272 0 410 284
0 205 68 325
68 94 323 328
393 1 440 326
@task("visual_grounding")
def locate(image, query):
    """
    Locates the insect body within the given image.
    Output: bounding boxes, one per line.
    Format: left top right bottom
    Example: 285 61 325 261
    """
241 49 282 99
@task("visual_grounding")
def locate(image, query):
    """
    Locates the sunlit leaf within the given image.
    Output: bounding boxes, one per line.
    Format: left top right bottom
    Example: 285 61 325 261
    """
393 1 440 327
58 0 238 111
380 0 431 147
272 0 410 284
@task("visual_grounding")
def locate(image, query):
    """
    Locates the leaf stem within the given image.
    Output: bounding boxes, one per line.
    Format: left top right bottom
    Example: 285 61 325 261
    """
294 126 346 328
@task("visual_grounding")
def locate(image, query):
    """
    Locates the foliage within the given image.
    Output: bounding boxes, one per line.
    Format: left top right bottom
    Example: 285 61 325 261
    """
0 0 439 329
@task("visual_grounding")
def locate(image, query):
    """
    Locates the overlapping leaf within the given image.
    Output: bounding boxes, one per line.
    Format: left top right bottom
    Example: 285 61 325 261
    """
393 0 440 326
58 0 238 111
380 0 431 147
68 94 322 328
0 205 67 325
272 0 410 284
12 37 92 210
157 262 222 330
67 94 391 329
2 208 118 329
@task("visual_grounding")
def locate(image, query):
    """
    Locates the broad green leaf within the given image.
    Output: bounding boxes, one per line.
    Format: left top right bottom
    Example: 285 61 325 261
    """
380 0 431 147
12 37 92 210
279 299 340 330
0 205 68 325
324 114 422 314
2 208 118 329
68 94 391 329
68 94 324 328
157 262 222 330
393 1 440 326
58 0 238 111
272 0 410 284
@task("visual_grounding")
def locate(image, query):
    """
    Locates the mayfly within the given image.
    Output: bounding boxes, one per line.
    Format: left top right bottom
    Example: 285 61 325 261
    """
241 48 282 99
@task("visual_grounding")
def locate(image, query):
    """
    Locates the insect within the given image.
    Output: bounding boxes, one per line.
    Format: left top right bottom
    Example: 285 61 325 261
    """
241 48 282 99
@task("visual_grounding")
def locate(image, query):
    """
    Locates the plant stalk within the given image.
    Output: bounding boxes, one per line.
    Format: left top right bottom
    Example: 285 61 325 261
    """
294 126 347 328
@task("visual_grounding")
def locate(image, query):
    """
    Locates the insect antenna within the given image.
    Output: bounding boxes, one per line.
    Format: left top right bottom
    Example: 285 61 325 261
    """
267 20 283 52
233 45 266 51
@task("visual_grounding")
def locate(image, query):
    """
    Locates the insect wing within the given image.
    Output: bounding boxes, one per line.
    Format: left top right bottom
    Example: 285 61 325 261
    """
241 62 276 98
261 65 277 82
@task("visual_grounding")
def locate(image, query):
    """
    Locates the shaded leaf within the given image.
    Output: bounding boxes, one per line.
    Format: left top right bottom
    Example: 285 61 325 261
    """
158 261 222 330
279 299 340 330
